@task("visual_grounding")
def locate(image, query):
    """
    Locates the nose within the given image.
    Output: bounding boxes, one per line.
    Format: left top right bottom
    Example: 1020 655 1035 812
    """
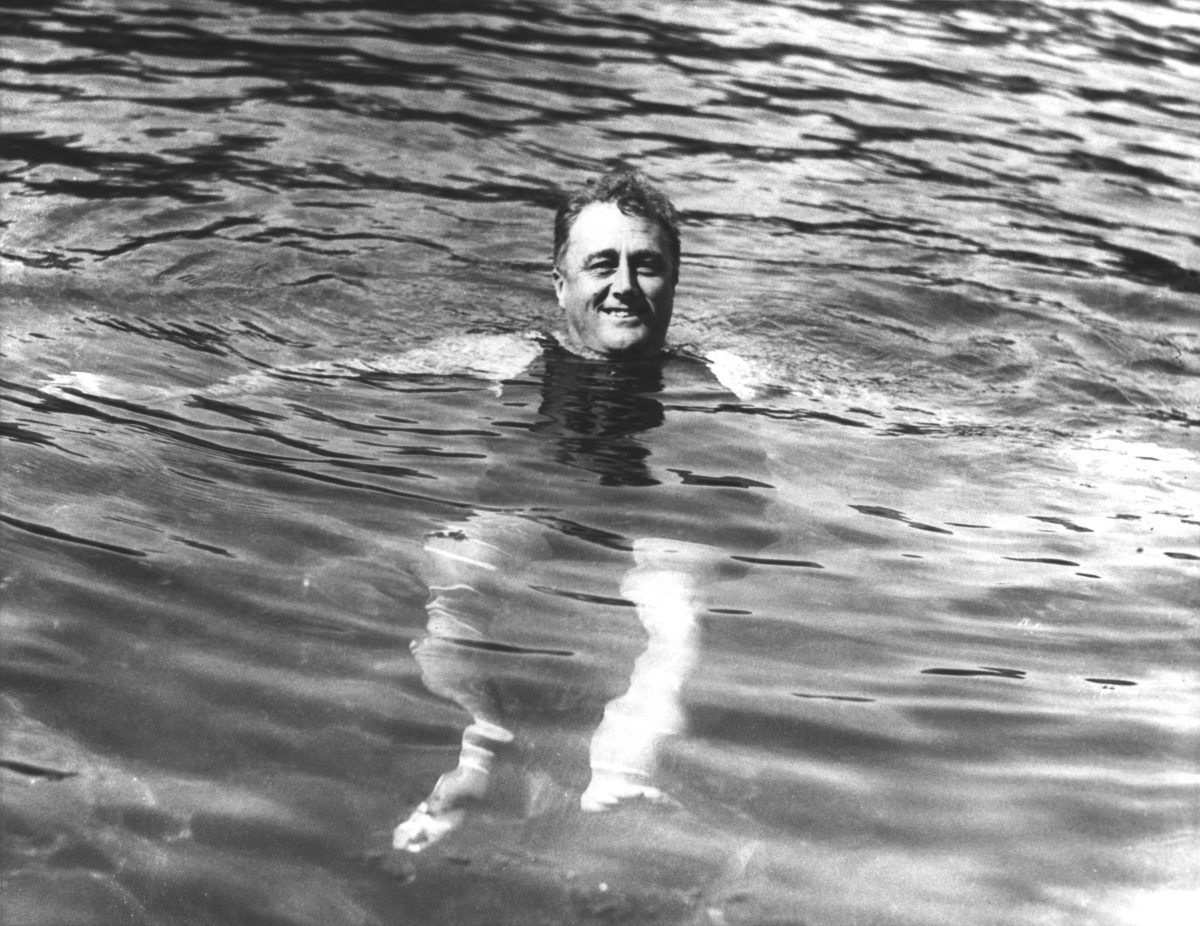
611 257 637 300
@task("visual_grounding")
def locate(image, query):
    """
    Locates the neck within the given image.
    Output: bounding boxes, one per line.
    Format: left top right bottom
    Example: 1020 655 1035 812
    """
557 330 666 362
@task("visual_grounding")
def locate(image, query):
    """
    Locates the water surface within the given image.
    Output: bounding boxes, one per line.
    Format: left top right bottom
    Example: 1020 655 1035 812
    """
2 1 1198 924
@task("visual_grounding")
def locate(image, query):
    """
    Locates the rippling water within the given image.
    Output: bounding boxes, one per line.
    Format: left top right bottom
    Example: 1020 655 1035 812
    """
2 1 1198 924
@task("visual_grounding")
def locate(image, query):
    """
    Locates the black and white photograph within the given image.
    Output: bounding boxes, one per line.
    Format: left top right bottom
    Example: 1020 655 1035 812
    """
2 1 1197 923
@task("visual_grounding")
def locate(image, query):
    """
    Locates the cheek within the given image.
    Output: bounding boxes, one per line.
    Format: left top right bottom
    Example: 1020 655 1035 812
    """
565 282 602 320
643 278 671 305
569 277 600 300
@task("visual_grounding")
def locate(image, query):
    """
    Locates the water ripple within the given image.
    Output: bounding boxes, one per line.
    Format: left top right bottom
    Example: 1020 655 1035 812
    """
3 3 1198 923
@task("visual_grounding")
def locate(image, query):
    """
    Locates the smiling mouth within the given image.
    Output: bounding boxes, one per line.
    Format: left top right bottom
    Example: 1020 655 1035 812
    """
598 305 644 317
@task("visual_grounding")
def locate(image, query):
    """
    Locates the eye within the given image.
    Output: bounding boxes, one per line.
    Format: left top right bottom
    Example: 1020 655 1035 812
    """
636 257 664 276
586 259 616 273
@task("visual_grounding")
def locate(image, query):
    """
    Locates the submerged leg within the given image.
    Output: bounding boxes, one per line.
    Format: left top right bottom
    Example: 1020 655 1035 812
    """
581 538 716 812
393 517 542 852
393 718 513 852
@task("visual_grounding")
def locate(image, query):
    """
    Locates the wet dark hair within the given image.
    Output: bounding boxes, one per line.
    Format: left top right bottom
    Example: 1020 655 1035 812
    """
553 167 680 284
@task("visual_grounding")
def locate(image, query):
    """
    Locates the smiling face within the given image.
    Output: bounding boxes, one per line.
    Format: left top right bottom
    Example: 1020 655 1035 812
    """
552 202 676 359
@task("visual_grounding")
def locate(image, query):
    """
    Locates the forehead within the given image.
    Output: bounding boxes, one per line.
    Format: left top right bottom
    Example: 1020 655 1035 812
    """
564 202 670 261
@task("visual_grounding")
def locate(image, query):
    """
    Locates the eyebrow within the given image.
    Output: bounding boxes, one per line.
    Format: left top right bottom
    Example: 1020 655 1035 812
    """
581 247 665 264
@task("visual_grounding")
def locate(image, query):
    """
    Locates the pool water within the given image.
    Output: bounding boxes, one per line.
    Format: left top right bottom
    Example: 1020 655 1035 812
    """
2 2 1198 924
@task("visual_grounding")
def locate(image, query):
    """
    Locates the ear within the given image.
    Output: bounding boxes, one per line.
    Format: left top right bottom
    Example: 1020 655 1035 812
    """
551 267 566 307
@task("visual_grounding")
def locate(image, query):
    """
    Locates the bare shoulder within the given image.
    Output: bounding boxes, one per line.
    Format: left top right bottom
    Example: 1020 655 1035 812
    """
368 331 541 380
702 348 778 402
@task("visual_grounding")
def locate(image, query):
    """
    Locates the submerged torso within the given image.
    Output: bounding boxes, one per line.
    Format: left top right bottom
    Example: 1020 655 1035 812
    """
478 339 777 554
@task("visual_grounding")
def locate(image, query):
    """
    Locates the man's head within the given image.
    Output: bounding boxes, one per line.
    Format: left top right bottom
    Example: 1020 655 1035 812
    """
552 168 680 359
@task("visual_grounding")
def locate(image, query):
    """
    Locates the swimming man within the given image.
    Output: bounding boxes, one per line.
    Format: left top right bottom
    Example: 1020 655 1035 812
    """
393 168 777 851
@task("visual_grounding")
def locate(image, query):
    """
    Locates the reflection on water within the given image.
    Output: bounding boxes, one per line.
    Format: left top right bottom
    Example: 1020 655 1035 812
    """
532 343 669 487
2 1 1199 924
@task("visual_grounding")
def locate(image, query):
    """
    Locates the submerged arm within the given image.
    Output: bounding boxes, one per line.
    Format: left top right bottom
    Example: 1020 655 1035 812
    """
43 332 541 403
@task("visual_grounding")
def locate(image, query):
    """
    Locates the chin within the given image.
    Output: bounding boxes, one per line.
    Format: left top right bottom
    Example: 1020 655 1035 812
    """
567 319 662 358
600 334 660 358
595 319 648 347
